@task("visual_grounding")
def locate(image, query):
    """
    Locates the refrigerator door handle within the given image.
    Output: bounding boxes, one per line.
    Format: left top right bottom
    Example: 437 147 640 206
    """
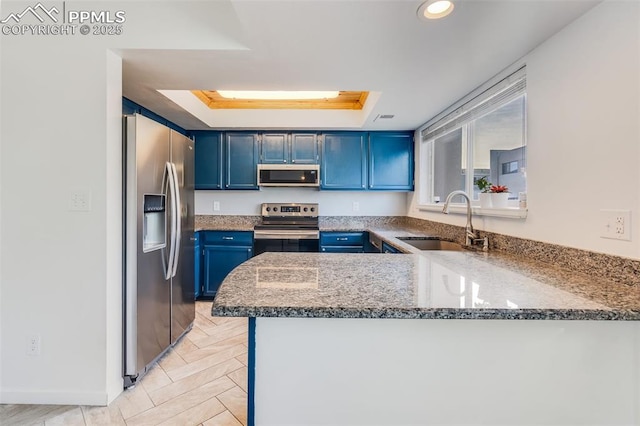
170 162 181 278
164 161 177 281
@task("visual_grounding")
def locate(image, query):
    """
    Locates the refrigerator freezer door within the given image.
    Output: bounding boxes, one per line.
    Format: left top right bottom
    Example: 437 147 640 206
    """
170 130 196 344
124 114 172 377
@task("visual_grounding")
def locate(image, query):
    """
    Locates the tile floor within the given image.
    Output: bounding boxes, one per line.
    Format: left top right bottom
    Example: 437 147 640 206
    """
0 302 248 426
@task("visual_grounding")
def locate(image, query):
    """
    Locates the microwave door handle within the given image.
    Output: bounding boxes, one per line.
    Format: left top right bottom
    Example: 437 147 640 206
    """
164 161 177 281
170 162 181 278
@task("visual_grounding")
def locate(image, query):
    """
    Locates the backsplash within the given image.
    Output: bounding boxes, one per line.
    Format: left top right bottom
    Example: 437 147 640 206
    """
319 216 405 230
196 215 260 231
402 217 640 287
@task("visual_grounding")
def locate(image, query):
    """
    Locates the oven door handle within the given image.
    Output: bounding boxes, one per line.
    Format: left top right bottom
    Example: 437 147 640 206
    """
254 230 319 240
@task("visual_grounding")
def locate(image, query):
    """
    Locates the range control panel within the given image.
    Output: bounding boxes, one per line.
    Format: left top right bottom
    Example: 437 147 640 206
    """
261 203 318 217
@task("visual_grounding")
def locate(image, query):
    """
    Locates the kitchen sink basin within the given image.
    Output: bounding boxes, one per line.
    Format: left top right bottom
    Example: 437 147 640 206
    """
397 237 463 251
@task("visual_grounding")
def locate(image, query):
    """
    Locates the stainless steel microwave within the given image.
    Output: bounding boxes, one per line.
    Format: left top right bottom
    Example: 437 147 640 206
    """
257 164 320 187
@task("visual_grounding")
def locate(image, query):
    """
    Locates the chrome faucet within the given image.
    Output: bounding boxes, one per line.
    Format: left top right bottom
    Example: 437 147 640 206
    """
442 190 488 250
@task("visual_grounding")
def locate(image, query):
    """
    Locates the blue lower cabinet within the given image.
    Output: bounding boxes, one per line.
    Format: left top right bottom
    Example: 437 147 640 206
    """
382 241 401 254
320 231 366 253
321 246 364 253
197 231 253 299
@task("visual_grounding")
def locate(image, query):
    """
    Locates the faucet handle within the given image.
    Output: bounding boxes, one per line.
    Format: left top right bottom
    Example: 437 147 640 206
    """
469 236 489 251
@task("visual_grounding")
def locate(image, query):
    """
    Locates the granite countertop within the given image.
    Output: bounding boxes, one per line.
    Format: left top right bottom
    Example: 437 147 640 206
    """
212 245 640 320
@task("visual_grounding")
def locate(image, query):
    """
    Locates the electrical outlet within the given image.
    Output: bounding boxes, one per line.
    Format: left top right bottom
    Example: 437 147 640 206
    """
213 201 220 212
352 202 360 212
600 209 631 241
27 334 41 356
615 216 625 235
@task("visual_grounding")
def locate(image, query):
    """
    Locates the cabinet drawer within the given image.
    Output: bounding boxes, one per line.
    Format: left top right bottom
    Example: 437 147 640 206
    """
200 230 253 245
320 232 364 246
321 246 364 253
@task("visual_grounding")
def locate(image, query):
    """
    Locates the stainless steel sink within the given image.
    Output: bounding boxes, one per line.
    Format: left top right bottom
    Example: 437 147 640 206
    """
397 237 463 251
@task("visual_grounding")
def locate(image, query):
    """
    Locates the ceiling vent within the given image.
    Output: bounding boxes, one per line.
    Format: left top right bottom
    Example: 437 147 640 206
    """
374 114 395 121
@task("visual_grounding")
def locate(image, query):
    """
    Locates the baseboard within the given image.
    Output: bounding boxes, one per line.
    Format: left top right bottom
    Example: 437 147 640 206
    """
0 389 108 406
106 377 124 405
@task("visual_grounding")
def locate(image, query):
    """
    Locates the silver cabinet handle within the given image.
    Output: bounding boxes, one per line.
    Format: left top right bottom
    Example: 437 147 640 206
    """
222 236 234 240
337 237 348 241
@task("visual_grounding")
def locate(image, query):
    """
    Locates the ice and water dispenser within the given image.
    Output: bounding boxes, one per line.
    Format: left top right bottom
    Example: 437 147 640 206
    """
143 194 166 252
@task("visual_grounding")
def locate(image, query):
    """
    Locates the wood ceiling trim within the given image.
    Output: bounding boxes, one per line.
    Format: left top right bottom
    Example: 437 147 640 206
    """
191 90 369 110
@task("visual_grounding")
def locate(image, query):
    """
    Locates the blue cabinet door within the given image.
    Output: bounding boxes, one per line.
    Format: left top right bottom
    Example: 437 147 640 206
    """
291 133 318 164
382 242 401 254
193 131 224 190
368 132 414 191
261 133 288 164
226 133 259 189
202 244 253 298
321 132 367 190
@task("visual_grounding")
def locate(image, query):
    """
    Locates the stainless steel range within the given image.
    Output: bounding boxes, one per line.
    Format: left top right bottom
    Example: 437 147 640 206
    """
253 203 319 254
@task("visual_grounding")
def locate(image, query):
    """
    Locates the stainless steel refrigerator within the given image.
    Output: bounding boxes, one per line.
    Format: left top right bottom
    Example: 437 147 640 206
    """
123 114 195 388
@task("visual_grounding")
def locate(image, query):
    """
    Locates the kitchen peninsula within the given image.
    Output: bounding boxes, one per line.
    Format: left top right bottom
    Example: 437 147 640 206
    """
213 241 640 425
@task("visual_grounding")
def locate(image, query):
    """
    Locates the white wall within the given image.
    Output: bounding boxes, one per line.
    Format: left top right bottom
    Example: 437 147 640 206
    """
196 189 407 216
256 317 640 425
1 44 114 405
408 1 640 260
105 50 124 403
0 0 247 405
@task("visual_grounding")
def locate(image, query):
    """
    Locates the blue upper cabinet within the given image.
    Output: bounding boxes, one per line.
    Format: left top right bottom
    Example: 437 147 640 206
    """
191 128 413 191
260 132 318 164
193 131 224 190
290 133 318 164
261 133 288 163
122 98 139 115
226 132 259 189
368 132 414 191
321 132 367 190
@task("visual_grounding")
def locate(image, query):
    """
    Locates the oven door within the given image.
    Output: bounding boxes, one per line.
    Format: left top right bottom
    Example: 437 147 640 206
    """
253 229 319 255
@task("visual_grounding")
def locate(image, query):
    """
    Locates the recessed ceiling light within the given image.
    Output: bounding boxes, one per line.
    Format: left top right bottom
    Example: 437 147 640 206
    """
417 0 454 20
217 90 339 100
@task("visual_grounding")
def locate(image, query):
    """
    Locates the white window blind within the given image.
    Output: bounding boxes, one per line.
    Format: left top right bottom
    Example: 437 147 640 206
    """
421 66 526 142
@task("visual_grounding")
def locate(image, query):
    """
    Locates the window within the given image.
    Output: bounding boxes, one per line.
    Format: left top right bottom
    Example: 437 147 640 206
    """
419 67 527 209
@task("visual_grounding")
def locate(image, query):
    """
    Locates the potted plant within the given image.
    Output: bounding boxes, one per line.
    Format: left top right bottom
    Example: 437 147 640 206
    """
474 176 493 208
489 185 510 208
